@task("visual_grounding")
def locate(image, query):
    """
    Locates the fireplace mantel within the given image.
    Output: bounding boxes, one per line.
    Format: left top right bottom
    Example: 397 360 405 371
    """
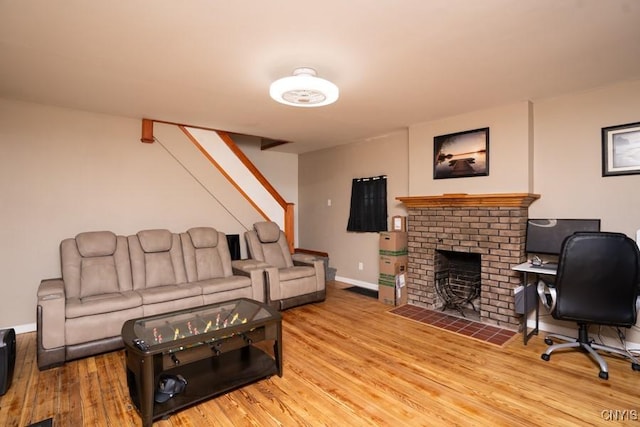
396 193 540 208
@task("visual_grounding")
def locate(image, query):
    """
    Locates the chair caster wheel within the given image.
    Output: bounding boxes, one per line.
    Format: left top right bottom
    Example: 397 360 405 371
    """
544 338 553 345
632 363 640 372
541 353 550 361
599 371 609 380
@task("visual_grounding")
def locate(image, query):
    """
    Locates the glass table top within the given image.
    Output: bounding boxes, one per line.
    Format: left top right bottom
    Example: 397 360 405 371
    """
131 299 273 347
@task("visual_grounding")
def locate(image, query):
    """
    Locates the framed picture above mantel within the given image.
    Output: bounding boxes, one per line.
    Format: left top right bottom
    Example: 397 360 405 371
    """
434 127 489 179
602 121 640 177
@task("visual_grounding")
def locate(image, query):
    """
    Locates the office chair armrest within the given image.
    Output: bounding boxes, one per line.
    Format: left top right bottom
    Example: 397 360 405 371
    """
537 278 557 312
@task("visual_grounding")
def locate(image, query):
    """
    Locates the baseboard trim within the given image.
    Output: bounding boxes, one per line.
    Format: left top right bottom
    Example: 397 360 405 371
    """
334 276 377 291
5 322 36 335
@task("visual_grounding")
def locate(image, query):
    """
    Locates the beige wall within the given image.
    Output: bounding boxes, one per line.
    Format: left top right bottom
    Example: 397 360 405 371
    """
408 101 533 195
298 130 409 287
298 101 535 288
0 98 294 330
531 79 640 237
530 80 640 342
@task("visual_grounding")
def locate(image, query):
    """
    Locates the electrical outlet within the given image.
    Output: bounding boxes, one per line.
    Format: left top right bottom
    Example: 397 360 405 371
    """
358 262 364 270
327 199 332 207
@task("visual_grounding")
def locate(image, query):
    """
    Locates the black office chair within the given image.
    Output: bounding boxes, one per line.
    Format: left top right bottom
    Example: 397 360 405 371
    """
540 231 640 380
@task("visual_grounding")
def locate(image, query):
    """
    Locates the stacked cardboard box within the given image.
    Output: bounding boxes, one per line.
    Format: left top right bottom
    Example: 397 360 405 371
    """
378 231 408 306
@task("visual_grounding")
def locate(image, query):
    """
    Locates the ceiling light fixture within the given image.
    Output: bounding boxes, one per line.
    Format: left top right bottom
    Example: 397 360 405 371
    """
269 67 339 107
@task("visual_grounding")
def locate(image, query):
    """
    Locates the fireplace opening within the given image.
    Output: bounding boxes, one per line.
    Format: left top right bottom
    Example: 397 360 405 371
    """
434 250 481 318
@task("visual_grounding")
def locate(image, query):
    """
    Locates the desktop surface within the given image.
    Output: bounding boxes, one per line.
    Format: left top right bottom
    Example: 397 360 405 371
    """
512 261 558 275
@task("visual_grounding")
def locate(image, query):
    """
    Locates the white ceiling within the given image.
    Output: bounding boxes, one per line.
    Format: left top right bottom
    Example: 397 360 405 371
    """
1 1 639 154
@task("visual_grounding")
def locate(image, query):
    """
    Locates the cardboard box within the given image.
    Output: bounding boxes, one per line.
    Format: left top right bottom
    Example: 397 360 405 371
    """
378 268 408 306
378 281 396 305
378 233 409 306
379 255 408 275
391 215 407 231
379 231 408 254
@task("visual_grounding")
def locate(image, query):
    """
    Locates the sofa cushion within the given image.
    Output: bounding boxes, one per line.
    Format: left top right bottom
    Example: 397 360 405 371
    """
136 283 202 305
247 222 294 269
138 229 173 253
182 228 234 282
278 266 316 281
195 248 225 280
76 231 116 257
254 222 281 243
61 234 133 300
129 231 187 290
144 252 177 287
80 256 119 298
188 227 219 248
65 306 143 346
262 242 290 269
196 275 252 295
66 290 142 319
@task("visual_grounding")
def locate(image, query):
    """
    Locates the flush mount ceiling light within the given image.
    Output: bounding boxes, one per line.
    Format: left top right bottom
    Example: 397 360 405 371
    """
269 67 339 107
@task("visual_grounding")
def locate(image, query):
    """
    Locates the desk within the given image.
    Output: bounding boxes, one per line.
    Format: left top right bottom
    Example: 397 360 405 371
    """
512 262 557 345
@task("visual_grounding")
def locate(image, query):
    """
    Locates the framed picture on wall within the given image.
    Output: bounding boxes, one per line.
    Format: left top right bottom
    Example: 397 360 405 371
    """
434 127 489 179
602 121 640 177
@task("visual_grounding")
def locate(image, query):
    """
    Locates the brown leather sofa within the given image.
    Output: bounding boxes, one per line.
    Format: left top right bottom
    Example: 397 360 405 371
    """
36 227 266 370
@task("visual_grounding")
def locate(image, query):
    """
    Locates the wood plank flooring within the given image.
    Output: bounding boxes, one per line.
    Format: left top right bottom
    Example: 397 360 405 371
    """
1 281 639 426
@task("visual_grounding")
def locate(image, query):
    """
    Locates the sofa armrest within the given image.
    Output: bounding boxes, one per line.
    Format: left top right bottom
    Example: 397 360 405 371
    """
262 266 282 303
37 278 66 350
232 260 269 302
232 259 269 274
292 256 326 292
311 259 326 291
292 253 318 265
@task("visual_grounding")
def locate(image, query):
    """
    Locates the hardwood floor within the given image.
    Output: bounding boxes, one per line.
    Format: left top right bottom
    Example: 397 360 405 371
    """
2 281 639 426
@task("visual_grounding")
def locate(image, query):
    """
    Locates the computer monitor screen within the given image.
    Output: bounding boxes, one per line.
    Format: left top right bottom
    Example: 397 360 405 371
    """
525 219 601 255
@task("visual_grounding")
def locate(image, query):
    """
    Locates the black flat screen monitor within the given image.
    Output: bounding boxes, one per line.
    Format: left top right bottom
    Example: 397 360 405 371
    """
525 219 601 255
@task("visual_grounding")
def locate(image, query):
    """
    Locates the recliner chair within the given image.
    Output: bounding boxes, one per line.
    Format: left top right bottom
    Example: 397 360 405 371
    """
245 221 325 310
540 231 640 379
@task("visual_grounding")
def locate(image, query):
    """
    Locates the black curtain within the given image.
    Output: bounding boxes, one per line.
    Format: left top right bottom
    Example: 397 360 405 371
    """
347 175 388 232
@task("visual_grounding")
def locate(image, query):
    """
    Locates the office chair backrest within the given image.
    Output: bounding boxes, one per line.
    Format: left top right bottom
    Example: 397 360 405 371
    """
554 231 639 326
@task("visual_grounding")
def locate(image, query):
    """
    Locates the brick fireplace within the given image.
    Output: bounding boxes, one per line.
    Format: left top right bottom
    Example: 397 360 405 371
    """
396 193 539 330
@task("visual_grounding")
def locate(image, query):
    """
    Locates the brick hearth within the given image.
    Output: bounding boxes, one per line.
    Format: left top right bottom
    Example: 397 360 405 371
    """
397 193 539 330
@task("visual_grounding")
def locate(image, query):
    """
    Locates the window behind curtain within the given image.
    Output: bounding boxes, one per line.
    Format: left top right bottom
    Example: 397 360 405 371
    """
347 175 388 232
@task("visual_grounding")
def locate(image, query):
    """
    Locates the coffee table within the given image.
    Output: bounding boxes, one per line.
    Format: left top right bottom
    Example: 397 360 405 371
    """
122 298 282 427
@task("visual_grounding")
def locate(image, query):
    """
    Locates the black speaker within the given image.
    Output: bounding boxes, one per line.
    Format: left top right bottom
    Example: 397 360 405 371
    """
0 328 16 396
